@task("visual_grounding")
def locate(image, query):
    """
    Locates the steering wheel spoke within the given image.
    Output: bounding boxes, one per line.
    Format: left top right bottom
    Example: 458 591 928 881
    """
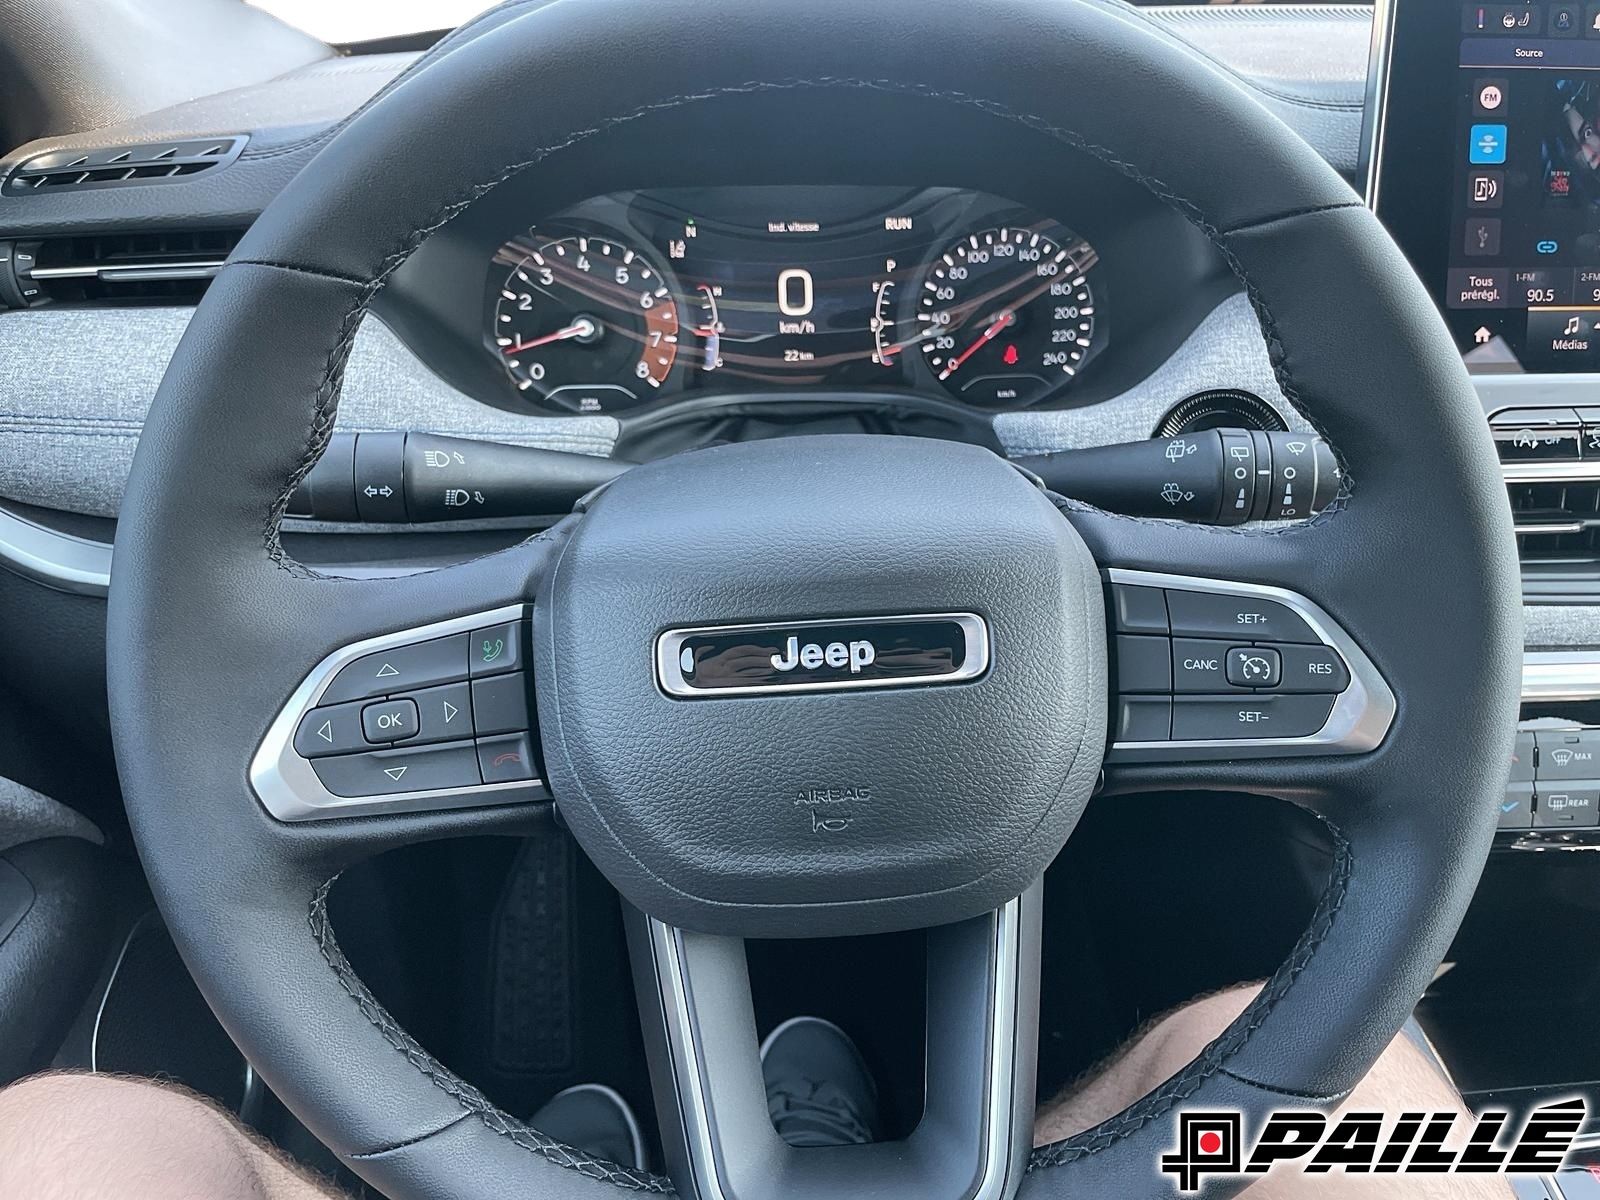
626 885 1042 1200
240 538 559 868
1055 505 1395 788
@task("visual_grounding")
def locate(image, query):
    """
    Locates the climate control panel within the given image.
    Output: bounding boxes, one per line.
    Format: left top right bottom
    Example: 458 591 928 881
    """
1501 727 1600 833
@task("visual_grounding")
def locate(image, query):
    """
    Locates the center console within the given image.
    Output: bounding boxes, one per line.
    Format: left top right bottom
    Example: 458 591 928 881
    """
1367 9 1600 1164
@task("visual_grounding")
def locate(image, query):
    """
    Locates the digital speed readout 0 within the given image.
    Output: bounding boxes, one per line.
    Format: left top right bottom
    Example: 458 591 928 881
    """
485 186 1105 412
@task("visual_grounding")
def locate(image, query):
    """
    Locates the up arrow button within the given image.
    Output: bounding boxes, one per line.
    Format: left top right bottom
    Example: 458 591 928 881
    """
320 634 470 704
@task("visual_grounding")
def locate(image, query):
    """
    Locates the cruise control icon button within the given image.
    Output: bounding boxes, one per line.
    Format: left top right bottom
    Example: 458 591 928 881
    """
1226 647 1281 688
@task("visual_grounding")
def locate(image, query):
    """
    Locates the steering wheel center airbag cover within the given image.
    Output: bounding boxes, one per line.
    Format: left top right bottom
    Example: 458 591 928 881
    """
534 435 1105 936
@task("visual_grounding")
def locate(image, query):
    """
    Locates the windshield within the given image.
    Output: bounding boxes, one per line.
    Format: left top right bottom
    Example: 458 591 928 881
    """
246 0 498 43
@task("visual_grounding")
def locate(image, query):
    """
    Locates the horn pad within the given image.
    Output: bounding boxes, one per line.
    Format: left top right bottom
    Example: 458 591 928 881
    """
534 435 1106 937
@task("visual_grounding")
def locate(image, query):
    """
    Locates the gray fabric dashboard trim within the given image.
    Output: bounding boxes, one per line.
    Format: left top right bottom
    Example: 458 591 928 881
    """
0 307 618 518
1526 606 1600 648
993 292 1310 454
2 293 1288 518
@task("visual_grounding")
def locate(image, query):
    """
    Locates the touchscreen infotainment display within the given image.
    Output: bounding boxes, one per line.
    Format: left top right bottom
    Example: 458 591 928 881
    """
1446 5 1600 367
1373 0 1600 371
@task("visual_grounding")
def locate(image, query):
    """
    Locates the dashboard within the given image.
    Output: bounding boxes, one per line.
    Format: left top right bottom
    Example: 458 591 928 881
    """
480 187 1105 414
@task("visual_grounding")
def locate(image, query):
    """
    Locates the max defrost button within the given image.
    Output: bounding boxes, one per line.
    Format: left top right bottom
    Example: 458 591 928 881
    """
1171 694 1336 741
311 740 481 797
1534 730 1600 778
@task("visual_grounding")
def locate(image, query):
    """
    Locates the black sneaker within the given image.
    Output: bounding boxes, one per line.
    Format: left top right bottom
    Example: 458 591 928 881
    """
529 1083 647 1170
760 1016 881 1148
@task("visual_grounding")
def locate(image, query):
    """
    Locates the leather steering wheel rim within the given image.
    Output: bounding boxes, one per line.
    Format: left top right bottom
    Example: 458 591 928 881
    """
106 1 1522 1197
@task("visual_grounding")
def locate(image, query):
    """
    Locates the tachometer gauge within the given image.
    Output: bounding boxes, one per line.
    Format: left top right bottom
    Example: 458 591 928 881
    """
491 233 679 412
917 224 1098 407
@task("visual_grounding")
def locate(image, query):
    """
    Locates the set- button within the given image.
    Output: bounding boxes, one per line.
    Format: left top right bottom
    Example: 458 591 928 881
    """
1110 584 1350 743
293 618 539 796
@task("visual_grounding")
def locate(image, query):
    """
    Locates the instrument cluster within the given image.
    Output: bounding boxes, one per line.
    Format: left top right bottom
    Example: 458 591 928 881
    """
483 186 1108 413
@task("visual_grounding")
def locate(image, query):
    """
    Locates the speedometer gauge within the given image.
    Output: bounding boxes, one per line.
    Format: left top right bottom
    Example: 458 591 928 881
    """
918 225 1098 407
491 233 679 412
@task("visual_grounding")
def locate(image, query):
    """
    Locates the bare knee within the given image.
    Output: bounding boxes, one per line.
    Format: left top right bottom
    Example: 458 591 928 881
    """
0 1072 271 1200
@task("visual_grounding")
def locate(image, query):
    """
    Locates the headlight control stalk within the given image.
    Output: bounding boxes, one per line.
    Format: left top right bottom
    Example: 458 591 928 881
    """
289 432 632 523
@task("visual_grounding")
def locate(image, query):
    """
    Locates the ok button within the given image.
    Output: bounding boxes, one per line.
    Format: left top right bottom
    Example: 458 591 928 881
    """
361 699 419 744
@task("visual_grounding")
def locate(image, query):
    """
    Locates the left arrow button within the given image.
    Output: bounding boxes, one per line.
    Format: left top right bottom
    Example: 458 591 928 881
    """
293 701 368 758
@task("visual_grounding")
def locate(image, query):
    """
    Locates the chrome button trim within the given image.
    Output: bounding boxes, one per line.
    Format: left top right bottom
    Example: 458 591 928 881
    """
250 604 543 821
1106 569 1396 761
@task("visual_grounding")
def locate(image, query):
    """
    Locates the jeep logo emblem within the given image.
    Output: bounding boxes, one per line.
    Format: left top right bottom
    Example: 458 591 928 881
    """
656 614 988 698
770 636 877 674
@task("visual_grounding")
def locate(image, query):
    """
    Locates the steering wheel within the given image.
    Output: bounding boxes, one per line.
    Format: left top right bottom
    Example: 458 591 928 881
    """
105 1 1522 1197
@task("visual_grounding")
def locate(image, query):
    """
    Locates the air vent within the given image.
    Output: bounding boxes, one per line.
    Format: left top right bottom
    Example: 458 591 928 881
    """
1492 408 1600 594
3 136 247 195
1 230 244 307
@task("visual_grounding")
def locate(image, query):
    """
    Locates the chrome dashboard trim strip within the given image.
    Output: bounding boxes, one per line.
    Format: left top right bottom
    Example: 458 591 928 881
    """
1503 461 1600 483
1522 651 1600 703
249 604 544 822
655 612 990 699
1360 0 1397 210
644 893 1023 1200
0 502 112 596
28 259 225 281
1106 569 1397 761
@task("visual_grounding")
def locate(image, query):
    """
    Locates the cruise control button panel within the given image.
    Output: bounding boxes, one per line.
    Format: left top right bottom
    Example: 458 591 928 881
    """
1106 572 1393 761
250 605 544 821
